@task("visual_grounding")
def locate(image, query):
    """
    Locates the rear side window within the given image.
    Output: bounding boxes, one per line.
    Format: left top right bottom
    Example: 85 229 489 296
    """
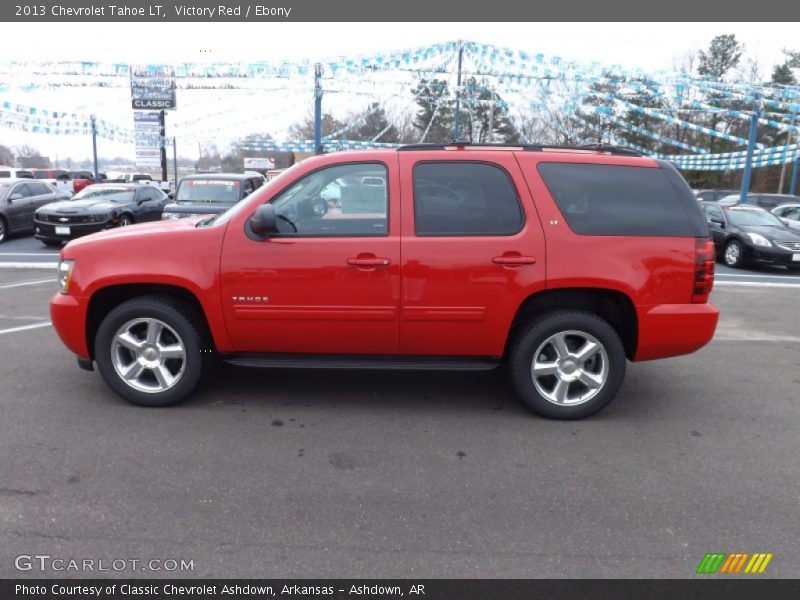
413 162 524 236
17 171 33 179
538 163 695 237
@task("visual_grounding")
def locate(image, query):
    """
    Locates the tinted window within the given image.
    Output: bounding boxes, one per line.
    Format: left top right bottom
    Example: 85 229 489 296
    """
29 182 52 196
270 163 388 236
538 163 695 237
72 188 135 203
413 162 523 236
11 184 33 198
753 196 781 209
17 171 33 179
0 171 10 177
177 179 241 204
726 209 784 227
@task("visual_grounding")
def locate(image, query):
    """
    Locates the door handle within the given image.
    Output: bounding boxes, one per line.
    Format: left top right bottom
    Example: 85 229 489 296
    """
492 255 536 266
347 256 391 267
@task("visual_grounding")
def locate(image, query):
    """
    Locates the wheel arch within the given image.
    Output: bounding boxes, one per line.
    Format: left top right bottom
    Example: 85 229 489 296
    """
85 283 214 360
506 287 638 360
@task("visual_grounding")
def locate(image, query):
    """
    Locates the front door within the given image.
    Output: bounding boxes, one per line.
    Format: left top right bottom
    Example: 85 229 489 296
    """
220 160 401 354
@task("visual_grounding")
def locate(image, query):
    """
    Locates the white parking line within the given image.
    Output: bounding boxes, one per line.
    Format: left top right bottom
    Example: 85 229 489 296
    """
0 252 60 256
0 321 52 335
0 262 59 269
0 278 56 289
716 272 799 280
714 281 800 289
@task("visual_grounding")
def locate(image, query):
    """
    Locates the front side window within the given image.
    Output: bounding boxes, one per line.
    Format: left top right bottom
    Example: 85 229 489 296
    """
269 163 388 236
413 162 524 236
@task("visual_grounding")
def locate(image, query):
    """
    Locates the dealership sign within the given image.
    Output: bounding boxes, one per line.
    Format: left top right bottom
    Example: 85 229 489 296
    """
133 111 162 167
130 64 176 110
243 157 275 170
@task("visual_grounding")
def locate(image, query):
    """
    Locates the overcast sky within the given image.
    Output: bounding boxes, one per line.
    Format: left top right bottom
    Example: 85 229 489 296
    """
1 22 797 161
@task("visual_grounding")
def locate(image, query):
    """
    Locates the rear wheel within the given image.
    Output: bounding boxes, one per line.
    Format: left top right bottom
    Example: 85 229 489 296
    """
94 296 212 406
723 239 745 268
0 217 7 243
509 311 626 419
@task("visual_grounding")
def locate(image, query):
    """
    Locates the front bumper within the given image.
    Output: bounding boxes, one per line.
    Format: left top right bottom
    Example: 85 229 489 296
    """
50 292 90 360
634 302 719 361
34 219 111 241
743 244 800 267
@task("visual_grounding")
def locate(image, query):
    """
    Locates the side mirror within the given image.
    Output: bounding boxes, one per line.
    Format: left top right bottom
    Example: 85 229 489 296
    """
709 218 724 228
8 193 23 201
248 204 278 238
167 192 174 200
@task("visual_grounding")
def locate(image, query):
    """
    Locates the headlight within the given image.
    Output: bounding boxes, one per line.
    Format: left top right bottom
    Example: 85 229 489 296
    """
57 259 75 295
162 212 180 220
746 232 771 247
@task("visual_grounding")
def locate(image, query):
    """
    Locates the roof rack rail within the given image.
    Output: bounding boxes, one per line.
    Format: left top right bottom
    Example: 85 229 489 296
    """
396 141 642 156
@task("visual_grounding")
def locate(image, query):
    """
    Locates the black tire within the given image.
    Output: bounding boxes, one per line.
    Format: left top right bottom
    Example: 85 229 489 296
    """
41 239 62 248
723 239 745 268
509 310 626 420
0 217 7 243
94 295 213 407
118 213 134 227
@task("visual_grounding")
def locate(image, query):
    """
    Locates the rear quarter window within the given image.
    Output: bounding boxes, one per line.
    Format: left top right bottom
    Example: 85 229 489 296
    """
537 163 696 237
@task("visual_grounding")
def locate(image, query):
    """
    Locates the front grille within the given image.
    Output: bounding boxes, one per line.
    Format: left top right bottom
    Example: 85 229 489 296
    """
38 214 102 224
775 241 800 252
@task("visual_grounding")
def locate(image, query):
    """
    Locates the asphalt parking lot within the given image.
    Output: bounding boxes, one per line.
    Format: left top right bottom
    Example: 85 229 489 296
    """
0 248 799 578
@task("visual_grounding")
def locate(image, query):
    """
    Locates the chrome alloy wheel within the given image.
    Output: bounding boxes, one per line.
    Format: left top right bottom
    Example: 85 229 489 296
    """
724 242 740 266
530 330 609 406
111 318 186 393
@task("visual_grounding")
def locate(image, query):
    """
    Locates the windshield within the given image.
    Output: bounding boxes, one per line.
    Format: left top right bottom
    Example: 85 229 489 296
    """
71 188 135 203
177 179 240 204
727 209 785 227
202 164 301 227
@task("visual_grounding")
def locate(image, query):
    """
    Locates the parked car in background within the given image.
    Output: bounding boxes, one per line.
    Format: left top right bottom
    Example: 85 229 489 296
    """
693 189 738 202
0 166 34 179
0 179 69 243
161 173 264 219
34 183 168 246
772 203 800 231
115 172 171 193
701 202 800 269
716 193 800 209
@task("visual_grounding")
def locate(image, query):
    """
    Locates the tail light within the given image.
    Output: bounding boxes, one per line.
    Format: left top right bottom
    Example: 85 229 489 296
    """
692 237 715 303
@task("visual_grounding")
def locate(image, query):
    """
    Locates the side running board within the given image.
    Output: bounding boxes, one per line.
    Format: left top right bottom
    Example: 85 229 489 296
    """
219 354 501 371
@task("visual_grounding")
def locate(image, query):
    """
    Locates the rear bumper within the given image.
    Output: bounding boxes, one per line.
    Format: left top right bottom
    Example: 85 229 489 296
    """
50 293 90 360
634 302 719 361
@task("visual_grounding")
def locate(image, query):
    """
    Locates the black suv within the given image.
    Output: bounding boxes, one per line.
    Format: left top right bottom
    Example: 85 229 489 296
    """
161 173 264 220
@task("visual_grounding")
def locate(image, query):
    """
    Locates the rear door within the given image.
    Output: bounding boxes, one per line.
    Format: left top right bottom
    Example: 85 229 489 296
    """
398 152 546 357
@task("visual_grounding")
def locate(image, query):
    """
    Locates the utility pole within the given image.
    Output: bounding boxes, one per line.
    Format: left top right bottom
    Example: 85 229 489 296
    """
778 110 796 193
314 63 323 154
453 42 464 141
172 137 178 192
90 115 99 181
790 157 799 196
159 110 168 182
739 96 761 205
487 93 494 144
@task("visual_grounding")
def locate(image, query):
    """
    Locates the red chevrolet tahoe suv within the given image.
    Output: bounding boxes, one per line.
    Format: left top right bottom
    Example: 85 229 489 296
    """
50 143 718 419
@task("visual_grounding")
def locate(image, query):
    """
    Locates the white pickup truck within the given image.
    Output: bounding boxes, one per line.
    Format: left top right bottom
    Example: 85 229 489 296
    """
109 172 171 193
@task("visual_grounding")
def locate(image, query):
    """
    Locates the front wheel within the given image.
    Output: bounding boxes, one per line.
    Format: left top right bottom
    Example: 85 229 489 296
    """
118 214 134 227
94 296 212 406
509 311 626 419
723 239 745 268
